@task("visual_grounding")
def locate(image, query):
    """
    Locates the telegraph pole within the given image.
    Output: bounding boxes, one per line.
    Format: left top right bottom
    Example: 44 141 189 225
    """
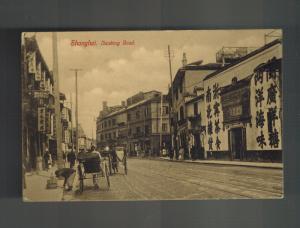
70 69 82 154
70 93 73 151
166 45 175 159
52 32 64 169
159 93 163 156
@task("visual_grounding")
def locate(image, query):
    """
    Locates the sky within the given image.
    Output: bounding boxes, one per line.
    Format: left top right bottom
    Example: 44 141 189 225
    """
29 29 280 138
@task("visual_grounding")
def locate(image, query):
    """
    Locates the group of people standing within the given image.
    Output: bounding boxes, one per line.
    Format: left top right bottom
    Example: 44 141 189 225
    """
43 148 77 171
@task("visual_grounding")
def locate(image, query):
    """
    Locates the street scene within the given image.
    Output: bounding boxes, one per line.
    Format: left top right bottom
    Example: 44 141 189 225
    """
21 30 283 201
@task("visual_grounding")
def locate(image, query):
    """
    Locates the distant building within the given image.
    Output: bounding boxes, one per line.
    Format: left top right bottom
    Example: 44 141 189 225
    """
60 93 72 153
96 91 170 156
126 91 170 156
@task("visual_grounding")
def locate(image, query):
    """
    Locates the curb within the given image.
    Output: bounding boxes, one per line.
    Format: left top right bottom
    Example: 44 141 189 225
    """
157 157 283 169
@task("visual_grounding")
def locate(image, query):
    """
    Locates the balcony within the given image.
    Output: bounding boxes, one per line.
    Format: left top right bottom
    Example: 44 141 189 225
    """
177 118 187 126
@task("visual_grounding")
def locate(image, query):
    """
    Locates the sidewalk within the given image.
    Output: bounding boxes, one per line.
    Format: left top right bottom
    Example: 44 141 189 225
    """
159 157 283 169
23 164 74 202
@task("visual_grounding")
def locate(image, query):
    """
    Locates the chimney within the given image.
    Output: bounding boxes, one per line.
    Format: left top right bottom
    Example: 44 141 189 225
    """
102 101 108 111
182 52 187 67
121 101 126 107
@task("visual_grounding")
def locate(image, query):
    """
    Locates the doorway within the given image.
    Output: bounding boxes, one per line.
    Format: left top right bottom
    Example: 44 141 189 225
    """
229 127 246 160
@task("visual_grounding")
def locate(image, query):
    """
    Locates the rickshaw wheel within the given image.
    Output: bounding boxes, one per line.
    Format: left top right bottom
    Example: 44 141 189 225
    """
124 157 128 175
105 163 110 189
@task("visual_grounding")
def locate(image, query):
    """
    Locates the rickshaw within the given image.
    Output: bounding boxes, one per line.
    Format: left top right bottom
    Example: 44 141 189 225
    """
102 146 128 175
77 152 110 193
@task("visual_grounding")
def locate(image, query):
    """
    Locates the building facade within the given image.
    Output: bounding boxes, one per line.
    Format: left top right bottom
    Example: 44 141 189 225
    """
203 39 282 162
22 35 72 171
170 62 221 159
22 35 56 171
96 91 170 156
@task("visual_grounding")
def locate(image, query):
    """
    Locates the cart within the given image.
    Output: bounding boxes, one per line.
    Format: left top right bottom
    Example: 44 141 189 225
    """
77 152 110 193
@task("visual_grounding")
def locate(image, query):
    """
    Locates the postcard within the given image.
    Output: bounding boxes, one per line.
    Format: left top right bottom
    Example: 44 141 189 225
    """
21 30 283 201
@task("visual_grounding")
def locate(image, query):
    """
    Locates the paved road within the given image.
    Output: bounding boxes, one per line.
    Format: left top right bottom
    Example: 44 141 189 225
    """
72 158 283 201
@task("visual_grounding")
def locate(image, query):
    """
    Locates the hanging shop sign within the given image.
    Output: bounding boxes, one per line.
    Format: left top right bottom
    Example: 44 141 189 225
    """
45 111 51 134
27 51 36 74
33 91 49 99
35 62 42 81
221 85 250 125
38 107 46 132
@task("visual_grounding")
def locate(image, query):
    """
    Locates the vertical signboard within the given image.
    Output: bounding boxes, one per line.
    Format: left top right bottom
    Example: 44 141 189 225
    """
27 51 36 74
38 107 45 132
35 62 42 81
45 110 51 134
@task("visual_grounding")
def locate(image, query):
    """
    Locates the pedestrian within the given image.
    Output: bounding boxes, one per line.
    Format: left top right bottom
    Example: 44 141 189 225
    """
44 148 51 171
63 151 66 162
55 168 76 191
111 149 120 173
67 150 76 168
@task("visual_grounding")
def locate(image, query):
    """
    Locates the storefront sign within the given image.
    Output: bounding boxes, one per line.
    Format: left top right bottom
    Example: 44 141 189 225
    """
45 111 51 134
33 91 49 99
221 86 250 124
27 51 36 74
38 107 46 132
35 62 42 81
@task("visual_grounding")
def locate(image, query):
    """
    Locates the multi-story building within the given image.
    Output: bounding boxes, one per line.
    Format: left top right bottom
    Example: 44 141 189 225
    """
22 35 73 171
203 39 282 162
126 91 170 156
96 91 170 156
60 93 73 153
169 59 221 159
96 101 127 149
22 35 56 171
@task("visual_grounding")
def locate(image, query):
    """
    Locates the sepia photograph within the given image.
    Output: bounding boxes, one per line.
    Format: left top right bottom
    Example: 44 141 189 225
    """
21 29 283 201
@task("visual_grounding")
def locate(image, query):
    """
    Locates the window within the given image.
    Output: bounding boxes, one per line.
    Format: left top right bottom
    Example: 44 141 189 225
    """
112 119 116 126
136 127 141 134
163 106 169 115
108 120 111 127
108 133 111 139
101 134 104 140
136 111 140 119
145 125 149 135
104 121 107 128
144 107 149 117
128 128 132 135
162 123 168 132
194 102 198 116
175 89 178 100
127 113 131 121
180 106 184 120
113 132 116 138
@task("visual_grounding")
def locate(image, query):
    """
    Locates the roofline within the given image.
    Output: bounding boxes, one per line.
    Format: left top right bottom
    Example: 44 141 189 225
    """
185 94 204 105
203 39 282 81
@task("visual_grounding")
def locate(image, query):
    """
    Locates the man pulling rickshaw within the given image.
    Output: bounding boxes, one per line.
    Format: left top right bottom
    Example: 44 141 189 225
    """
77 145 110 193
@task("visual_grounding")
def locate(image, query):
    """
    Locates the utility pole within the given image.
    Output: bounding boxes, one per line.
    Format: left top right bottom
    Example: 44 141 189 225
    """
70 69 82 155
159 93 163 156
166 45 175 159
70 93 73 151
52 32 64 169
